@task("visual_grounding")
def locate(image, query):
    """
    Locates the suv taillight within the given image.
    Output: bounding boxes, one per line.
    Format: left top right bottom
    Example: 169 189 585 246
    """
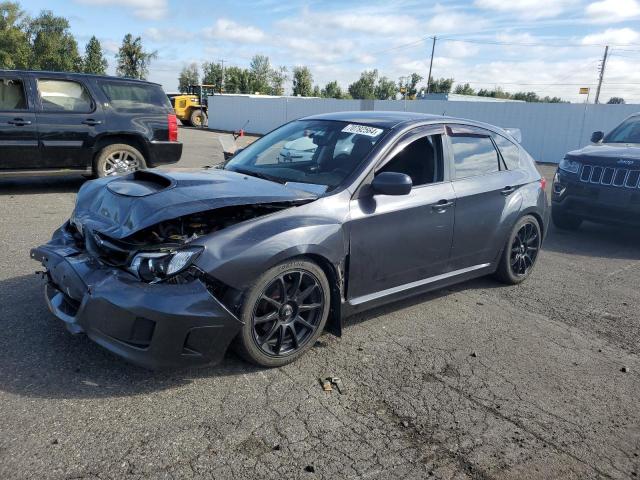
168 114 178 142
540 177 547 191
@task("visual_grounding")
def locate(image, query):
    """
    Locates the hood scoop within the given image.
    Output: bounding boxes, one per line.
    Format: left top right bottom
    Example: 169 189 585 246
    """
107 170 175 197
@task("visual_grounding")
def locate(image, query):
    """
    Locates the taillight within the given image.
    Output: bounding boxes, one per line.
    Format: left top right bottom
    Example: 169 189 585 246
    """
168 114 178 142
540 177 547 191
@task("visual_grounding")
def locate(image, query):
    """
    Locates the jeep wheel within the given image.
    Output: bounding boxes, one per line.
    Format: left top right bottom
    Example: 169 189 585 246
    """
94 144 146 178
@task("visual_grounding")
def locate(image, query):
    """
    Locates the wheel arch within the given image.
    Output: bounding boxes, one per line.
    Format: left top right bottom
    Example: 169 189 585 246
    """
92 134 150 167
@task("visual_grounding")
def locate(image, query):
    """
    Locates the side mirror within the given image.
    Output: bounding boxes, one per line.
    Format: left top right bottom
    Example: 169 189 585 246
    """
371 172 412 196
591 131 604 143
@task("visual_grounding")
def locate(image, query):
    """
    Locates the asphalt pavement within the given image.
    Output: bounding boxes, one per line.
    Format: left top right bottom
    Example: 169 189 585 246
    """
0 127 638 479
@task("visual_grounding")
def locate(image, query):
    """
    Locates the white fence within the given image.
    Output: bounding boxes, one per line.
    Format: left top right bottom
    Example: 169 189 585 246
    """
208 95 639 164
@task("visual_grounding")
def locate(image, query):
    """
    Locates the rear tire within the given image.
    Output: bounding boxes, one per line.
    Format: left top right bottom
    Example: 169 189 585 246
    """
552 207 582 230
494 215 542 285
94 143 146 178
190 109 207 128
234 259 331 367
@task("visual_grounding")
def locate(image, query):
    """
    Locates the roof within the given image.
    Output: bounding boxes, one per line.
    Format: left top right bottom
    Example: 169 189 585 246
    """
302 111 447 129
0 70 160 86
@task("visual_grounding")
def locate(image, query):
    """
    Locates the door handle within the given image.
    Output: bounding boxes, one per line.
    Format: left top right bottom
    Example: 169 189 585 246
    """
501 186 516 196
81 119 102 126
431 199 455 212
8 118 31 126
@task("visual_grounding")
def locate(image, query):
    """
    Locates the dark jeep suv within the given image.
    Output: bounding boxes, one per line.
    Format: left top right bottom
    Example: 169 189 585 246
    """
0 71 182 178
552 113 640 229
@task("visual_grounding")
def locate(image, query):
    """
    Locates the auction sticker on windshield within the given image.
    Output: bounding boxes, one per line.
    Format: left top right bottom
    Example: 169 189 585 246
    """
342 124 384 137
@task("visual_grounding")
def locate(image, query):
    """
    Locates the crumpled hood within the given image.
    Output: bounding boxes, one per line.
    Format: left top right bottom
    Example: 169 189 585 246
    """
565 143 640 168
72 169 316 239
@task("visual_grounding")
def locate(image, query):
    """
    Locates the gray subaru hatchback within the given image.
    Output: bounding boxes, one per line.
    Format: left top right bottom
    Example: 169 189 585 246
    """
32 111 549 368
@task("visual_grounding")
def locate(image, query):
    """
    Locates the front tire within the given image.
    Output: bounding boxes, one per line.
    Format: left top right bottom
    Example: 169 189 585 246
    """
494 215 542 285
94 143 146 178
190 109 207 127
234 259 331 367
552 207 582 230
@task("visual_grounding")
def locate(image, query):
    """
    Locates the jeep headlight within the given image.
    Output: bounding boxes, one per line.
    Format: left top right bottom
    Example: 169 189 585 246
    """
559 158 581 174
129 247 202 282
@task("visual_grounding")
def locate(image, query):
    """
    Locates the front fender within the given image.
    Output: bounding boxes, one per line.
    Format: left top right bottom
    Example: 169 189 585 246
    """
193 211 347 291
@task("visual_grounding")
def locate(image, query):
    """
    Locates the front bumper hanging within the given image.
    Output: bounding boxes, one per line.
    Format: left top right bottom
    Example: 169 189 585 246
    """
30 229 242 369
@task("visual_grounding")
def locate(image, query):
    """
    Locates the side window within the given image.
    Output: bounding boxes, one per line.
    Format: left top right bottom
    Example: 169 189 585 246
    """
37 79 93 113
379 135 443 187
450 134 500 179
493 134 521 170
0 78 27 111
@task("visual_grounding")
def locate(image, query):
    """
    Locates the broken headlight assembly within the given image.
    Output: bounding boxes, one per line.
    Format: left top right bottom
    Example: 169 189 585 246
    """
128 247 203 282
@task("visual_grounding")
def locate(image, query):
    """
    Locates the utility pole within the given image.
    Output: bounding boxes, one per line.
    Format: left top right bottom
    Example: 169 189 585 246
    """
426 36 437 95
594 45 608 104
219 59 225 93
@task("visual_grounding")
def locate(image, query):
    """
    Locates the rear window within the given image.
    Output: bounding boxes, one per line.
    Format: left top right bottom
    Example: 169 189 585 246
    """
493 134 521 170
100 81 171 113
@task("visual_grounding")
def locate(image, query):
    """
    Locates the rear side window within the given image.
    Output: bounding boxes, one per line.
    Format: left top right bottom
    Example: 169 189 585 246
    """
0 78 27 110
450 135 500 179
493 134 521 170
38 79 93 112
100 81 171 113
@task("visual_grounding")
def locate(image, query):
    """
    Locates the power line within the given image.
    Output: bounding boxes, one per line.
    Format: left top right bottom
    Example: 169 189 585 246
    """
438 36 639 49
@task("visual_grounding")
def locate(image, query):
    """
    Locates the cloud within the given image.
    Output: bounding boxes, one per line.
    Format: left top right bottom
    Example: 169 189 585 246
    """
75 0 168 20
425 11 489 33
474 0 575 19
319 13 418 35
586 0 640 23
145 27 191 42
581 27 639 44
203 19 266 44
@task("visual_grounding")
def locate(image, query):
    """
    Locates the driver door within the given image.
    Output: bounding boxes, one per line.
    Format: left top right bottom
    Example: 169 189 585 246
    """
347 125 456 303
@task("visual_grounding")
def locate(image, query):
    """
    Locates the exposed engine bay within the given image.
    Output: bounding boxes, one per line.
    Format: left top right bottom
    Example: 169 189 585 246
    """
124 202 298 246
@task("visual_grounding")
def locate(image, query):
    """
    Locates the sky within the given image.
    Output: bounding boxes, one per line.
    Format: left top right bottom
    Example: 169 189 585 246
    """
22 0 640 103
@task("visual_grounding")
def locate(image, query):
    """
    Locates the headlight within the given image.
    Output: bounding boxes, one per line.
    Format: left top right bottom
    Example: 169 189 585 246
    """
129 247 202 282
559 158 581 174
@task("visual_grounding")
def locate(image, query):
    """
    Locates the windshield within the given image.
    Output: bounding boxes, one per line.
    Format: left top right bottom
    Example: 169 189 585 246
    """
224 120 387 192
604 117 640 144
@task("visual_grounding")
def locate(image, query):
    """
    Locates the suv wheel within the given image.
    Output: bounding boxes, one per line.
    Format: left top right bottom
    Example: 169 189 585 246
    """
94 144 146 178
234 259 331 367
190 109 207 127
494 215 542 285
552 207 582 230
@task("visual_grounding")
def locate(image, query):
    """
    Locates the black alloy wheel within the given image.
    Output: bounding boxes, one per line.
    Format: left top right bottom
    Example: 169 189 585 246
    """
510 221 540 277
234 259 331 367
252 270 324 356
494 215 542 285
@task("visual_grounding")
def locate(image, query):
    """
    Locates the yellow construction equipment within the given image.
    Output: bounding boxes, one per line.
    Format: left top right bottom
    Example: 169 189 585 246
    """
171 85 216 127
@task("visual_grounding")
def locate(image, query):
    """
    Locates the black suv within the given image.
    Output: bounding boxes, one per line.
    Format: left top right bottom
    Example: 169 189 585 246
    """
0 70 182 178
552 113 640 229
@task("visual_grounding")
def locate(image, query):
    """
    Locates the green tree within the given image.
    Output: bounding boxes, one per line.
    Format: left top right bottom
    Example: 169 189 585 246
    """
201 61 223 91
607 96 625 104
82 36 107 74
399 73 423 98
178 62 199 92
428 77 454 94
312 85 321 97
292 66 313 96
0 1 30 69
348 69 378 99
115 33 156 80
454 83 475 95
269 65 288 96
249 54 271 94
375 76 397 100
224 66 252 94
321 80 343 99
28 10 82 71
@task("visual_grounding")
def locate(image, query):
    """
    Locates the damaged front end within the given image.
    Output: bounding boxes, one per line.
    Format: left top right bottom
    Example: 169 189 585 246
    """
31 169 317 368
